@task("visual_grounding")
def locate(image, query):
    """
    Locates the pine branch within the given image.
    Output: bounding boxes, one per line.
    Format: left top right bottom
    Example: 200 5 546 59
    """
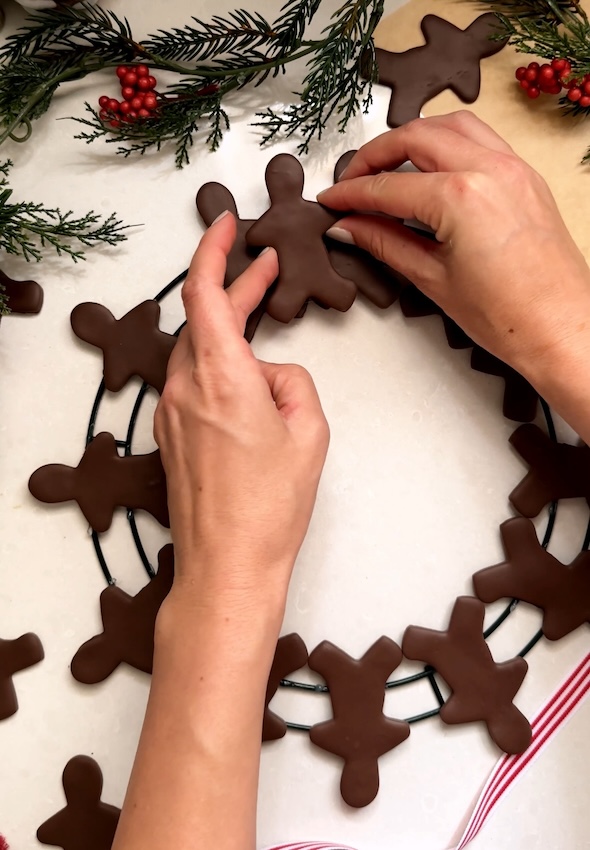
0 159 129 263
1 0 385 165
255 0 383 154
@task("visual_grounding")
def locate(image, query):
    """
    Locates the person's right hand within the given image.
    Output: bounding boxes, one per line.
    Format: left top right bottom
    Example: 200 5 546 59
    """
318 112 590 391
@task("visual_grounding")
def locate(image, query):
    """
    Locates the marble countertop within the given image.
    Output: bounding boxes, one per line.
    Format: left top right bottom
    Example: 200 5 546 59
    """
0 1 587 848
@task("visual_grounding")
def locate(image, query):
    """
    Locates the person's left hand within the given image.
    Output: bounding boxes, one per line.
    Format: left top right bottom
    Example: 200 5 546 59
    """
154 211 330 614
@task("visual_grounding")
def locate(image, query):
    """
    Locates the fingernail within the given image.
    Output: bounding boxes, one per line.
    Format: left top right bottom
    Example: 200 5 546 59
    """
325 226 356 246
211 209 231 226
259 246 271 255
316 188 330 200
338 166 349 180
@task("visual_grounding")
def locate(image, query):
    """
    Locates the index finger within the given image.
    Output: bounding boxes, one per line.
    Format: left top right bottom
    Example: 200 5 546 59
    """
338 117 504 181
182 211 250 363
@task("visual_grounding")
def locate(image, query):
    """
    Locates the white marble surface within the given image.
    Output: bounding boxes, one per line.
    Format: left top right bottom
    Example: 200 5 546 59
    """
0 1 588 848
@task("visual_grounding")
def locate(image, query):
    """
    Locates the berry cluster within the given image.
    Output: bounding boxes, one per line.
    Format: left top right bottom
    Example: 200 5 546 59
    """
515 58 590 107
97 65 159 128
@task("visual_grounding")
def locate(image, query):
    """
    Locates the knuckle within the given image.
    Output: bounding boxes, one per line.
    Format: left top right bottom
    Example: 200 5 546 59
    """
448 109 479 131
443 171 488 204
158 374 185 414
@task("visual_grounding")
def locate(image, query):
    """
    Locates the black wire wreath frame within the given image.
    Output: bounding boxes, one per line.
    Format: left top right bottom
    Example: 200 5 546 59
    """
84 268 590 732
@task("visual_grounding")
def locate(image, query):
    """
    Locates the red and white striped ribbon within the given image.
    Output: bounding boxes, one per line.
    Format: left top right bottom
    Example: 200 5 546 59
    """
263 652 590 850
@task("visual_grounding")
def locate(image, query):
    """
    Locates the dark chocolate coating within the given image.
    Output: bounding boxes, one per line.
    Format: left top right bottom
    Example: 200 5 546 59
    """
71 545 174 683
28 431 169 533
263 633 308 741
0 633 44 721
71 301 176 395
326 149 407 309
509 424 590 517
368 13 507 127
196 182 270 340
37 756 120 850
403 596 531 754
0 269 44 314
471 347 538 423
196 182 262 286
473 518 590 641
399 285 473 349
308 637 410 808
333 150 357 183
246 154 356 323
326 241 404 309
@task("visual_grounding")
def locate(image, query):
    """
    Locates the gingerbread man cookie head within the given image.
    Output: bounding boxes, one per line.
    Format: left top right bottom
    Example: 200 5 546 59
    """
266 153 305 202
62 755 103 808
28 463 76 506
196 182 239 226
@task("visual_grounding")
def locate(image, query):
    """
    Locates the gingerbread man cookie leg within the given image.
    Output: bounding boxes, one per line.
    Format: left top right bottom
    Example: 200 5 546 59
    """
308 637 410 808
0 633 44 721
246 154 357 323
0 269 44 314
263 633 309 742
37 756 120 850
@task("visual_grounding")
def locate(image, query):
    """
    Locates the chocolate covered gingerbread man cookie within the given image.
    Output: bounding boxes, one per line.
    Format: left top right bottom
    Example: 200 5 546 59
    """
246 154 357 322
29 432 169 533
71 545 175 683
369 13 507 127
37 756 120 850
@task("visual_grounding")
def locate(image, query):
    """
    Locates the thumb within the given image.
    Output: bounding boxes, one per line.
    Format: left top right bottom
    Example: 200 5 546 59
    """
326 215 442 290
258 360 329 439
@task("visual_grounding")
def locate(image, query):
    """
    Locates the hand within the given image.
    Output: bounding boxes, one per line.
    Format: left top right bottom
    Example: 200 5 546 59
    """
154 211 330 609
318 112 590 386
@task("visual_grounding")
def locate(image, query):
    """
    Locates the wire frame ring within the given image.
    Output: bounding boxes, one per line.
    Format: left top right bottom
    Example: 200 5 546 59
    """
84 268 588 730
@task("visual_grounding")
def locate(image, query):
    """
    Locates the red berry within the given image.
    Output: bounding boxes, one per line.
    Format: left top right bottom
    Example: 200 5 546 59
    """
551 58 566 72
539 64 555 82
123 72 138 87
519 79 530 90
143 93 157 110
136 64 149 77
137 108 151 118
116 65 128 79
147 75 157 90
99 109 109 121
98 95 110 109
137 77 152 92
130 96 143 111
515 66 527 81
107 98 120 113
525 67 538 82
580 95 590 107
546 84 562 95
583 81 590 95
109 119 121 129
526 86 540 98
568 86 582 101
127 110 138 120
119 101 132 115
528 61 540 70
121 86 135 101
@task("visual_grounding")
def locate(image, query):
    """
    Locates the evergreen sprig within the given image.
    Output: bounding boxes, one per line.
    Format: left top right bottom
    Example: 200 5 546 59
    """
256 0 382 154
0 0 384 166
0 159 128 313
